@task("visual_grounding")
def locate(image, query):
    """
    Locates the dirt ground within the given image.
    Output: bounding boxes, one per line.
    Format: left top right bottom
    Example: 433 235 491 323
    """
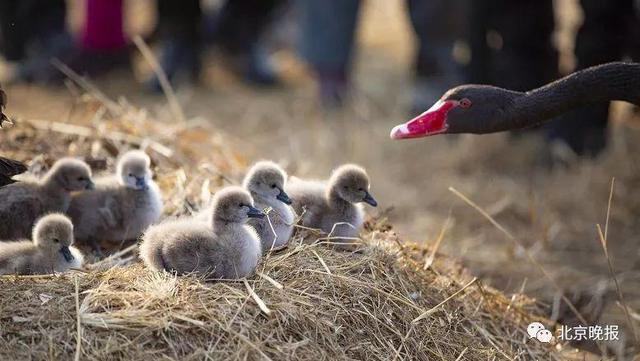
2 0 639 355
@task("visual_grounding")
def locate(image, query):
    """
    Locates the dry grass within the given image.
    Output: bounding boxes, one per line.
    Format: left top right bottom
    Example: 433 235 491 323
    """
0 233 563 360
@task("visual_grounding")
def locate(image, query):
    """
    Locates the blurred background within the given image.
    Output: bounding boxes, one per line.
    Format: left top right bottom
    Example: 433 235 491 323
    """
1 0 639 356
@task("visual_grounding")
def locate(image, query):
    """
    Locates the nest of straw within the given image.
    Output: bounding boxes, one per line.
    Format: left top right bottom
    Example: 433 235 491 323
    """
1 234 563 361
0 93 572 360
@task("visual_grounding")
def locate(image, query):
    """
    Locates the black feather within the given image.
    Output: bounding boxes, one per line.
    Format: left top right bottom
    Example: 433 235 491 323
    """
0 174 17 187
0 85 22 185
0 87 6 108
0 86 9 127
0 156 27 177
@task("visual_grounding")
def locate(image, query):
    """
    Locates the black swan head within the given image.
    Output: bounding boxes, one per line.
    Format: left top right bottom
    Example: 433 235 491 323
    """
391 62 640 139
390 85 522 139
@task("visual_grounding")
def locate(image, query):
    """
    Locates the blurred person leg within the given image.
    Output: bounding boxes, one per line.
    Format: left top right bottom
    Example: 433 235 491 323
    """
65 0 130 77
485 0 557 92
149 0 202 91
632 0 640 60
210 0 286 86
81 0 127 52
496 0 557 144
0 0 73 83
465 0 490 84
0 1 27 63
407 0 465 113
296 0 361 108
465 0 558 147
546 0 636 156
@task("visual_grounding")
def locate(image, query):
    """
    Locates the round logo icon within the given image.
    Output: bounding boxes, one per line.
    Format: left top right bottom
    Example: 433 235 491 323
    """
527 322 545 339
536 329 553 343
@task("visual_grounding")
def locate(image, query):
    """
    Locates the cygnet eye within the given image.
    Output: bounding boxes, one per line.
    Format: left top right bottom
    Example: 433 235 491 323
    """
271 184 276 188
53 238 60 243
358 187 364 191
238 203 243 208
128 173 134 177
77 176 85 181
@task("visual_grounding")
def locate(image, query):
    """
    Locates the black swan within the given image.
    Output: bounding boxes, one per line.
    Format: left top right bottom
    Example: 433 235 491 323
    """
390 62 640 139
0 83 27 186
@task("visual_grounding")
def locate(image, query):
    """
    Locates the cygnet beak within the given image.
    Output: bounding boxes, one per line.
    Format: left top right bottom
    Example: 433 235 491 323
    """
85 180 95 190
135 177 148 190
60 246 74 262
247 205 265 219
363 191 378 207
276 187 292 205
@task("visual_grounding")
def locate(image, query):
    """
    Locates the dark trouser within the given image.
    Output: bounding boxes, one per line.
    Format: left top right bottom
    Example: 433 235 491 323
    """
0 0 72 83
0 0 67 61
155 0 203 81
466 0 557 91
157 0 202 40
154 0 282 82
407 0 465 79
296 0 462 109
156 0 283 53
296 0 361 74
211 0 284 56
297 0 460 78
547 0 640 155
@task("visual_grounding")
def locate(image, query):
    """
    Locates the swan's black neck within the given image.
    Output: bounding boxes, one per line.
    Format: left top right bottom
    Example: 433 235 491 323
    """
510 62 640 129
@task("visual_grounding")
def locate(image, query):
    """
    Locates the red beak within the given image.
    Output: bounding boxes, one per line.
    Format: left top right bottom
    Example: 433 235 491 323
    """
390 100 458 139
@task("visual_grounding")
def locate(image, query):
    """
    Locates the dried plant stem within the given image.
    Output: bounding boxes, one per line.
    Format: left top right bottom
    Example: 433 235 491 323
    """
133 36 185 124
413 277 477 323
312 250 332 274
424 214 451 270
448 186 589 325
256 272 283 290
243 279 271 316
90 243 139 270
74 276 82 361
51 59 121 114
596 178 638 345
23 118 173 158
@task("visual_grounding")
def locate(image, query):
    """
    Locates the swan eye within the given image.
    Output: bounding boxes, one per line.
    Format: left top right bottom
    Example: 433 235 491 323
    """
53 238 60 243
129 173 134 177
459 98 472 108
358 188 364 191
238 203 243 208
271 184 276 189
77 176 85 181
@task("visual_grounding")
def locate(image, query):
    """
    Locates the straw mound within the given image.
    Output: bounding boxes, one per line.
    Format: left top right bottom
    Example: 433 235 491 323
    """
1 230 560 360
0 95 568 360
